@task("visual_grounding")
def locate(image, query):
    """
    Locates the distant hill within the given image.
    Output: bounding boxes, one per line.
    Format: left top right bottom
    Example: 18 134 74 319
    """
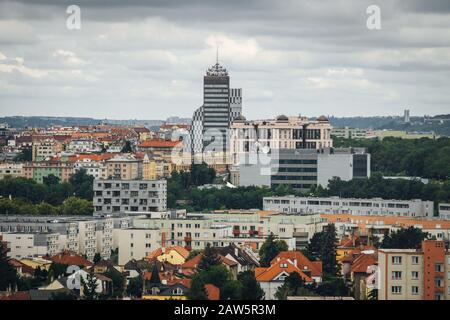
0 116 191 129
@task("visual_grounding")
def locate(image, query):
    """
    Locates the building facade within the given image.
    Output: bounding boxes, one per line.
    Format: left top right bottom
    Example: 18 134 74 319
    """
93 179 167 216
378 241 450 300
263 196 434 218
230 115 333 166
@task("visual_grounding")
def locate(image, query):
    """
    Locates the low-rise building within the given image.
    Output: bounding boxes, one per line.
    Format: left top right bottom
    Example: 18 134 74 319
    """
439 203 450 220
256 251 323 300
264 196 434 218
0 162 23 179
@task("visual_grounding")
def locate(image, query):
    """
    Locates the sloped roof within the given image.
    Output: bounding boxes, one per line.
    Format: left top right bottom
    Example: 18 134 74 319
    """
255 257 313 283
270 251 322 277
351 254 377 274
205 284 220 300
46 251 92 266
138 140 179 148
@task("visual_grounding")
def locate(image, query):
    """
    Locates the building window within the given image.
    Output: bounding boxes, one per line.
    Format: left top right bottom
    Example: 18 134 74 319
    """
411 271 419 280
411 286 419 295
411 256 419 264
391 286 402 294
392 256 402 265
392 271 402 280
435 263 443 272
435 278 443 288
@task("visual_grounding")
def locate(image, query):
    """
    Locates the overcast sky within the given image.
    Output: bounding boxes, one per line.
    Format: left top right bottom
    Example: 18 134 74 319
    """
0 0 449 120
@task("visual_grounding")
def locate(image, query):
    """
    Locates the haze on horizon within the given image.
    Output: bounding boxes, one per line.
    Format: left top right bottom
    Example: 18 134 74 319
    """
0 0 450 120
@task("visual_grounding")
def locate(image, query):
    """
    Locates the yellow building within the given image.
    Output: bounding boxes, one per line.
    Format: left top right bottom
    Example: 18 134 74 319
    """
146 246 190 266
373 130 437 140
20 258 52 271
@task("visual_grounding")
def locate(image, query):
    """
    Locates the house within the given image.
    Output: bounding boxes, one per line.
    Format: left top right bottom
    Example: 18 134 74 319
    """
142 264 188 300
45 251 93 267
9 258 34 277
146 246 190 266
349 251 377 300
215 243 260 273
41 269 112 297
180 253 239 279
19 257 52 271
255 251 323 300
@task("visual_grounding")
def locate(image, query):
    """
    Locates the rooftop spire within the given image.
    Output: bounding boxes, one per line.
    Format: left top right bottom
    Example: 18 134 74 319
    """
216 46 219 65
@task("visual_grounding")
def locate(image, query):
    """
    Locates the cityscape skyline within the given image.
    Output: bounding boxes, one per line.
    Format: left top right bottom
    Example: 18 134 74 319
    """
1 0 450 119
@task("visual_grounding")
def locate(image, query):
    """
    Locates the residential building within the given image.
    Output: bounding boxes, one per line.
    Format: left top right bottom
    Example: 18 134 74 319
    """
66 138 102 153
264 196 434 218
117 228 162 265
105 154 143 180
23 161 74 183
93 179 167 216
256 251 323 300
378 240 450 300
137 139 180 156
439 203 450 220
0 162 23 179
2 232 60 259
146 245 190 266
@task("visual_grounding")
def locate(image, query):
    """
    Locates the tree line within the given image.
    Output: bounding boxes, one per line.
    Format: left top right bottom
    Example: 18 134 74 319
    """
0 170 94 215
333 136 450 180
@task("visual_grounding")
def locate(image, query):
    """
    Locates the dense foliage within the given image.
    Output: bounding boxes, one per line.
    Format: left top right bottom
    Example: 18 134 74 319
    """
304 224 339 276
258 233 289 267
311 173 450 207
380 227 429 249
333 137 450 180
0 170 94 215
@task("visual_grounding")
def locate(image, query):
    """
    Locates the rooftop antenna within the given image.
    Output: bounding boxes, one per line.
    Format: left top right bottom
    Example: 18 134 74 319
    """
216 46 219 65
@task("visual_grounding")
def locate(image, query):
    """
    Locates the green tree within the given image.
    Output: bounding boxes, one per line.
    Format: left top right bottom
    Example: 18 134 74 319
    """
221 280 243 300
187 274 208 300
274 272 315 300
237 270 264 300
82 271 99 300
198 243 221 271
60 197 92 215
0 244 18 291
121 140 133 153
126 276 143 298
43 174 60 186
104 267 125 298
93 253 102 264
69 169 94 200
304 224 339 276
380 227 429 249
14 148 32 162
259 233 288 267
367 288 378 300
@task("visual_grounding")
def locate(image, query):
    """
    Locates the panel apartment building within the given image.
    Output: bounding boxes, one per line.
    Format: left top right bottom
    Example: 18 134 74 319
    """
379 241 450 300
0 215 131 260
263 196 434 218
93 179 167 216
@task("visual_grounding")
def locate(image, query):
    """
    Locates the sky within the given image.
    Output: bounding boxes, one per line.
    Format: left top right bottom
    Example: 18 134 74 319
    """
0 0 450 120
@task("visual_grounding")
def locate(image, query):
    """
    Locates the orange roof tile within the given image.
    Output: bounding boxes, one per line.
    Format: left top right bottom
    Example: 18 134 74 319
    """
271 251 322 277
46 251 92 266
351 254 377 273
204 284 220 300
255 257 313 283
138 140 180 148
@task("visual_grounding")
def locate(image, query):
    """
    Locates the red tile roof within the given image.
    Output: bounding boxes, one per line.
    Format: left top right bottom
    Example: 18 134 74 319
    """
146 246 190 262
0 292 30 300
46 251 93 266
255 257 313 283
138 140 180 148
350 254 377 274
205 284 220 300
271 251 322 277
